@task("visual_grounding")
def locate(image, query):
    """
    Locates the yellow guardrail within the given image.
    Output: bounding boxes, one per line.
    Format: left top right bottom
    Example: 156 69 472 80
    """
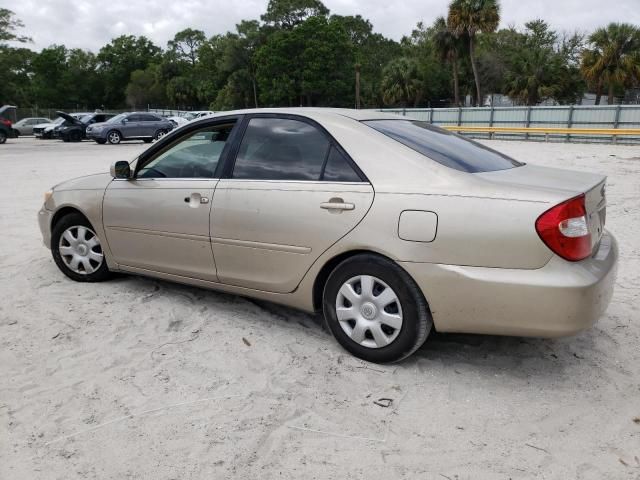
442 126 640 136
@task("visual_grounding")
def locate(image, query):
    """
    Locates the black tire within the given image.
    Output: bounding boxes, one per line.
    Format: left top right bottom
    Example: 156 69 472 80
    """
51 213 111 282
107 130 121 144
95 139 106 145
70 130 82 142
0 131 6 144
154 129 167 141
12 129 19 138
322 254 432 363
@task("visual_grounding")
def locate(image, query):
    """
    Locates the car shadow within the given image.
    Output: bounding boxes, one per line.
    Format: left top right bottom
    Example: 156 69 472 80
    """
113 274 598 378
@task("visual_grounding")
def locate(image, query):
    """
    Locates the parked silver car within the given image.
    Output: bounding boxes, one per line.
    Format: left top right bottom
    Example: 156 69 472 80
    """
38 108 617 363
86 112 174 144
12 117 53 136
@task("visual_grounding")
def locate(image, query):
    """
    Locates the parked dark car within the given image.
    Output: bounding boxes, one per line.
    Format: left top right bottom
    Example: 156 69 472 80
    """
58 112 116 142
86 112 174 144
34 112 89 139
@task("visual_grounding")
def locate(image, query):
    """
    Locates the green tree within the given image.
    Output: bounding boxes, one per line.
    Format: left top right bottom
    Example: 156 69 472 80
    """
581 23 640 105
125 65 166 108
97 35 161 107
255 15 353 107
168 28 206 67
261 0 329 29
0 8 30 44
448 0 500 105
380 57 421 106
432 17 463 105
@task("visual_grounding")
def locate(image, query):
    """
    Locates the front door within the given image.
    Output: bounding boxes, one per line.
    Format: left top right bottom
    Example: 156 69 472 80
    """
103 121 238 280
211 115 374 293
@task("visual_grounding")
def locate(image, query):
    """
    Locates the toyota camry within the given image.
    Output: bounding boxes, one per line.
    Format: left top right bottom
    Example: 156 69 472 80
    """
38 108 618 363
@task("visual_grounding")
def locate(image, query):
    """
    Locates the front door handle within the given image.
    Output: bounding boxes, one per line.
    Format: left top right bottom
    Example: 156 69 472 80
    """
184 193 209 208
320 198 355 212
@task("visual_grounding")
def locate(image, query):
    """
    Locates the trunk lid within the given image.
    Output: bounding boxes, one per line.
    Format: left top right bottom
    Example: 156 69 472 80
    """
476 164 606 250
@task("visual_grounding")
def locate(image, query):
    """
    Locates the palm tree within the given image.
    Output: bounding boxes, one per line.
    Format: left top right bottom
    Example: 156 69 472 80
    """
448 0 500 106
433 16 462 106
581 23 640 105
381 58 420 107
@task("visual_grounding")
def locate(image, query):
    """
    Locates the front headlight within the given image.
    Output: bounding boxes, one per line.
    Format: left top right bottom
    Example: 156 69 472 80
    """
44 190 53 204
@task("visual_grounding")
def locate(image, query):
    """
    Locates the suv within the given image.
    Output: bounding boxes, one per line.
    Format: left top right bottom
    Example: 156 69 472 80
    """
86 112 173 144
58 112 115 142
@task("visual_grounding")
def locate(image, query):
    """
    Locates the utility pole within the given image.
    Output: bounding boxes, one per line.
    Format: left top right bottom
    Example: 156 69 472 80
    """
355 64 361 109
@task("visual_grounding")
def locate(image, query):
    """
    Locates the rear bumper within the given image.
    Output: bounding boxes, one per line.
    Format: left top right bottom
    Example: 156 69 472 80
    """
401 231 618 337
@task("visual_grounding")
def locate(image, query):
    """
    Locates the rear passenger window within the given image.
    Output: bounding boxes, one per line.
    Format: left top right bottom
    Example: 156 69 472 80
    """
322 147 361 182
232 118 330 181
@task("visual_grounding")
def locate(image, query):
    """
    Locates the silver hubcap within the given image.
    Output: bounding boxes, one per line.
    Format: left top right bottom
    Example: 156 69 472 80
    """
58 225 104 275
109 132 120 143
336 275 403 349
156 130 165 139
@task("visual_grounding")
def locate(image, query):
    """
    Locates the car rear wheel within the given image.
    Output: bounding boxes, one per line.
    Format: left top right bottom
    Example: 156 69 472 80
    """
95 139 106 145
51 213 111 282
323 254 432 363
0 131 6 144
154 129 167 141
107 130 121 144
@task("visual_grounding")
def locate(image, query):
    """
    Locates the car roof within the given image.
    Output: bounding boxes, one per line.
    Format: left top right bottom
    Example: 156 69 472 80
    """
210 107 403 122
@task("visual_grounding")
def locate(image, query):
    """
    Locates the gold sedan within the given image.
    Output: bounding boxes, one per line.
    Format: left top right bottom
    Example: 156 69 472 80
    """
38 109 618 363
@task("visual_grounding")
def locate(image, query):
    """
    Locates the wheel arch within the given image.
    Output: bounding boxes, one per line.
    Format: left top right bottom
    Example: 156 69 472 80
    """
51 206 92 232
311 249 429 314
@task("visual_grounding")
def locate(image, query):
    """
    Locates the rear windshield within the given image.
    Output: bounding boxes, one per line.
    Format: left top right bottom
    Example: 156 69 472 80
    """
364 120 523 173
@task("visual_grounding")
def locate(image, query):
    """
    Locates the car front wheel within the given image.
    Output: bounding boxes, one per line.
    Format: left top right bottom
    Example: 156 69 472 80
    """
323 254 432 363
51 213 111 282
107 130 121 144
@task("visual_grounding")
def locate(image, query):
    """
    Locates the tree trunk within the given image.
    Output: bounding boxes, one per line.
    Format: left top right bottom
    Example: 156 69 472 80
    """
252 77 258 108
452 53 460 107
355 64 361 109
594 78 602 105
608 82 615 105
468 35 482 107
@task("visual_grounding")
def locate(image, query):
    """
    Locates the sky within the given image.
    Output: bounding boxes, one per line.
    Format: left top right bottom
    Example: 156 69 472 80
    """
3 0 640 52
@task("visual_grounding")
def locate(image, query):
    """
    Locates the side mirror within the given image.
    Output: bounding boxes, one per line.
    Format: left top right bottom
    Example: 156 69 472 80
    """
121 118 128 124
110 161 131 179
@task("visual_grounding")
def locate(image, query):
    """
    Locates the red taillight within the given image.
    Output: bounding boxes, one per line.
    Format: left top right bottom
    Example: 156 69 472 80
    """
535 194 591 262
0 118 11 127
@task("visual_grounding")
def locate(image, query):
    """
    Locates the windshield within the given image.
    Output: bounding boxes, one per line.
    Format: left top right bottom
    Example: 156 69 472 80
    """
108 113 127 124
53 117 65 125
364 120 523 173
80 114 94 123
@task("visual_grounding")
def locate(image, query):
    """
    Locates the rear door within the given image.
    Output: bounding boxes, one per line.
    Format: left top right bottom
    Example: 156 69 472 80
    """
210 115 374 293
138 113 162 137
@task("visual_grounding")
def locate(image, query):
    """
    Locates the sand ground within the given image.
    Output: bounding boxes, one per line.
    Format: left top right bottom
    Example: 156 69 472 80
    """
1 137 639 479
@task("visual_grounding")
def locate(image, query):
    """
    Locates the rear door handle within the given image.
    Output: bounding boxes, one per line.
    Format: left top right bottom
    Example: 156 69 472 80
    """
320 198 355 211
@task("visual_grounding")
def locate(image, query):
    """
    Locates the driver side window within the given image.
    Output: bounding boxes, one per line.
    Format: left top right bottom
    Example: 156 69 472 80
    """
137 122 236 179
